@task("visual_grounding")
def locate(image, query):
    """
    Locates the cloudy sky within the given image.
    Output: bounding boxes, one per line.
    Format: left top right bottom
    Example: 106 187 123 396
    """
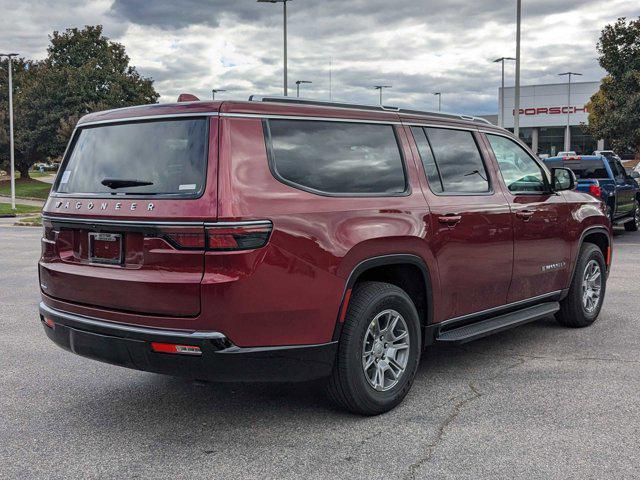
2 0 637 114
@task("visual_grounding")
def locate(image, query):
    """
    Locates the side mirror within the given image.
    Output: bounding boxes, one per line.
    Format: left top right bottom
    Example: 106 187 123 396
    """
551 167 576 191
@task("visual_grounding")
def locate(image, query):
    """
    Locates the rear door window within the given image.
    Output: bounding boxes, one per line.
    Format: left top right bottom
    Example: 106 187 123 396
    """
416 127 490 194
265 119 407 195
55 118 209 197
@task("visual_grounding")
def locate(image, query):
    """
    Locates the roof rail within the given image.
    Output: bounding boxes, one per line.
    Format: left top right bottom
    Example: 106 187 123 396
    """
248 95 494 125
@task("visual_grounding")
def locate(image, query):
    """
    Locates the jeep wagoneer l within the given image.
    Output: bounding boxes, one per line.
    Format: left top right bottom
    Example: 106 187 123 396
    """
39 97 612 415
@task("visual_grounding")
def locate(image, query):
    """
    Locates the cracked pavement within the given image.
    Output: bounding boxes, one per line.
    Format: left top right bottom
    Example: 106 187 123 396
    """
1 227 639 479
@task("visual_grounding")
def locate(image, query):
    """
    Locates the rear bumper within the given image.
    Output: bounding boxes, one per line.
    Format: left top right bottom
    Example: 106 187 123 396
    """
39 303 337 382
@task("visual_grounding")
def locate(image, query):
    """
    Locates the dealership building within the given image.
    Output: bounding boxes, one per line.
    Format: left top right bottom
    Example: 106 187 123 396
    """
494 81 606 156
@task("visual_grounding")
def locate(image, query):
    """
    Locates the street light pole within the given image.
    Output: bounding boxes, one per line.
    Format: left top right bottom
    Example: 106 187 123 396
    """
373 85 391 105
433 92 442 112
493 57 515 128
258 0 291 96
295 80 312 98
558 72 582 152
211 89 226 100
0 53 18 211
514 0 522 139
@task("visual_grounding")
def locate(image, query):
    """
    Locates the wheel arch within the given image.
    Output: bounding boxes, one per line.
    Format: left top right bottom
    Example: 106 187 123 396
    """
332 254 434 341
570 226 611 287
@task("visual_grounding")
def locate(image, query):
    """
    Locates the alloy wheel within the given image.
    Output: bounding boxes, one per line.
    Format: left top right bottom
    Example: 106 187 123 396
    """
362 309 410 392
581 260 602 314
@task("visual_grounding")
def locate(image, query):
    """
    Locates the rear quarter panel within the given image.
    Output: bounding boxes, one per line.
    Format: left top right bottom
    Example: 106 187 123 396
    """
213 116 437 346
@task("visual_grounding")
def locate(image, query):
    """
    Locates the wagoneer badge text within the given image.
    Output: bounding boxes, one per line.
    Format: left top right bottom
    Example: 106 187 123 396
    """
54 201 155 211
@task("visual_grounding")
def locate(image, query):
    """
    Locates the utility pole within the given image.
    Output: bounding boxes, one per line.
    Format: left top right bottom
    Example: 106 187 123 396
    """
514 0 522 138
0 52 18 211
295 80 312 98
211 89 226 100
433 92 442 112
373 85 391 105
558 72 582 152
493 57 515 127
258 0 291 96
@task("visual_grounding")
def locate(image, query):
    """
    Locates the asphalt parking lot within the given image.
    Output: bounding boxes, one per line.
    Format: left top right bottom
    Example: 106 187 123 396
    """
1 226 639 479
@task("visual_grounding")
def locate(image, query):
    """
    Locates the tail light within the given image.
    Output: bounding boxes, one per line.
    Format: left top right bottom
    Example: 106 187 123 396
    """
157 221 272 251
589 183 602 198
206 221 272 251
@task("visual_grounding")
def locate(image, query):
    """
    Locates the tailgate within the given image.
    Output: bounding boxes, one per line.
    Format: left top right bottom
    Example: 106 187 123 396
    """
39 113 218 318
40 216 206 317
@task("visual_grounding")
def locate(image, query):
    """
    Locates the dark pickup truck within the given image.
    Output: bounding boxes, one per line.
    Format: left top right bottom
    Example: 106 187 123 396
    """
544 154 640 232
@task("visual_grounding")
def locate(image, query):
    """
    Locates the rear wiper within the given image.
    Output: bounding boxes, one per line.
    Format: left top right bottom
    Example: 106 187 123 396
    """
101 178 154 189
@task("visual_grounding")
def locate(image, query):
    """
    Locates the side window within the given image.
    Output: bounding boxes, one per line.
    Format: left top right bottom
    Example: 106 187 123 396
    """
611 160 627 181
423 128 491 193
410 127 443 193
486 134 547 193
266 120 407 195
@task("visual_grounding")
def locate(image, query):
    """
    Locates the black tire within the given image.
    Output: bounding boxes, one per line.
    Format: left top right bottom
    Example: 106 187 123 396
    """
326 281 421 415
556 243 606 328
623 199 639 232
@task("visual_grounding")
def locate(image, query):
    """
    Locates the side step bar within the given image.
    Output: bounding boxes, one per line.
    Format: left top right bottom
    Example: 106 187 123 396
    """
435 302 560 345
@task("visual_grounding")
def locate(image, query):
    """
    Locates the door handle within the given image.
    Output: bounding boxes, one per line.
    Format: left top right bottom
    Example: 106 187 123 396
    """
438 214 462 225
515 210 534 221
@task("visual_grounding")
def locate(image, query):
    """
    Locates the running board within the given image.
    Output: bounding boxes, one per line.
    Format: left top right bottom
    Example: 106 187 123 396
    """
435 302 560 344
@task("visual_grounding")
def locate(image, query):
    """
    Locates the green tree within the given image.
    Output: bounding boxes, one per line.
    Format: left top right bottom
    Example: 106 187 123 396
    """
587 17 640 158
0 25 159 178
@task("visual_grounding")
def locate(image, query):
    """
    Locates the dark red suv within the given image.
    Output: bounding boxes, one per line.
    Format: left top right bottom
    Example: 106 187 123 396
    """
39 97 612 415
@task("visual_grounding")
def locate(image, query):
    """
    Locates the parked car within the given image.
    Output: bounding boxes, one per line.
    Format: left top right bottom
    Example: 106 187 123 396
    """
39 97 613 415
544 154 639 231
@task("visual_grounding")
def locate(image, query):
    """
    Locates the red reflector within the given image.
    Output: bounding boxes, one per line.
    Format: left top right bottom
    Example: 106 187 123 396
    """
43 317 55 329
151 342 202 356
589 184 602 198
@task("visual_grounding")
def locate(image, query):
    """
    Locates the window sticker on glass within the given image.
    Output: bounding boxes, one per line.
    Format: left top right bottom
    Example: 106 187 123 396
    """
178 184 197 191
60 170 71 184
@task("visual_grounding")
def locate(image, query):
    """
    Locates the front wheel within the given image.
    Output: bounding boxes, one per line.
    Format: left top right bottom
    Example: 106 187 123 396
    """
556 243 607 328
326 281 421 415
624 199 639 232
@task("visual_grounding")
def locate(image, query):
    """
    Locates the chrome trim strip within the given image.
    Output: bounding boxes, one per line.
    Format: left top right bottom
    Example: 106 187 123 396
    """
39 302 227 340
220 112 402 125
78 112 219 127
439 290 563 328
42 214 272 228
42 215 204 227
402 122 479 131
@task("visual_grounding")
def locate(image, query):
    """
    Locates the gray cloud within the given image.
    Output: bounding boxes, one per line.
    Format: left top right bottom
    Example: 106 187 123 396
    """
2 0 637 114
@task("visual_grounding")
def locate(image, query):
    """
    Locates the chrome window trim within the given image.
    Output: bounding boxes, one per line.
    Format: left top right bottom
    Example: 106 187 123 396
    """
221 112 402 126
402 122 480 132
77 112 219 127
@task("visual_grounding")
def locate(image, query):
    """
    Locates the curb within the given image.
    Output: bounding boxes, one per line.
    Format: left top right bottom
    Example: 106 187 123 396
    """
0 194 46 203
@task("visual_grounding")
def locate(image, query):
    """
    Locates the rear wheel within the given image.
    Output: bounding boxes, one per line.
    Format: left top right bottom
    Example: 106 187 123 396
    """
326 281 421 415
624 199 639 232
556 243 606 328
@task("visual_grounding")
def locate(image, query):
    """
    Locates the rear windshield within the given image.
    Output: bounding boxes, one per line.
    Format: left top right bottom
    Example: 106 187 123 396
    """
55 118 209 197
566 161 609 179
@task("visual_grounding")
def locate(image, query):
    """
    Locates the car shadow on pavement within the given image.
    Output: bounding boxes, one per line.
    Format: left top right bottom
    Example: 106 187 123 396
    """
49 316 567 430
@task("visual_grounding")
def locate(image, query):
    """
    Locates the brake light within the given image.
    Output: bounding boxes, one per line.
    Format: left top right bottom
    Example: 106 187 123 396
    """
589 184 602 198
206 222 272 251
151 342 202 356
